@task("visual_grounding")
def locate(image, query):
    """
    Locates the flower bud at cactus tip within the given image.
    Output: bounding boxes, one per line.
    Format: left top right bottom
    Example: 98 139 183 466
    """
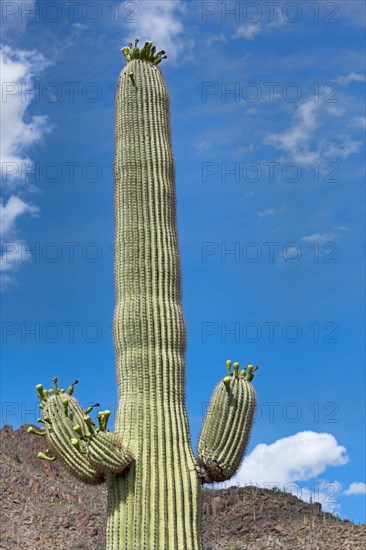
233 362 240 379
223 376 232 395
71 438 83 453
73 424 82 436
225 360 232 376
36 384 44 400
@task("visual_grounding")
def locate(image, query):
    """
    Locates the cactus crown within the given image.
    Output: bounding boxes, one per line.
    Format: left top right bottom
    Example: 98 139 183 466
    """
120 38 167 65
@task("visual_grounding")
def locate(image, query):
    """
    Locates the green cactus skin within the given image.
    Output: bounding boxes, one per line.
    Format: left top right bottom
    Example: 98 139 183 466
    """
197 375 256 484
87 431 133 475
30 41 258 550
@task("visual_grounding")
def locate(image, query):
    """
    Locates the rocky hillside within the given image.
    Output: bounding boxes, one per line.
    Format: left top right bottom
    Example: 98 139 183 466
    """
0 425 365 549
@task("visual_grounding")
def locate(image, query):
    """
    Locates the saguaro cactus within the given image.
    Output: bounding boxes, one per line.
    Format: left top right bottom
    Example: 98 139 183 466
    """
30 40 258 550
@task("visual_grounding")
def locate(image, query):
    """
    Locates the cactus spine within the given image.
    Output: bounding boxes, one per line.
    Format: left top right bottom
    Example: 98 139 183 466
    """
30 41 258 550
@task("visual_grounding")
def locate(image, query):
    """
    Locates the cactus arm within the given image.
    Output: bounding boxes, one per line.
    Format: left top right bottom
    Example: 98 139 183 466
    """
29 379 133 484
197 360 257 484
87 431 133 474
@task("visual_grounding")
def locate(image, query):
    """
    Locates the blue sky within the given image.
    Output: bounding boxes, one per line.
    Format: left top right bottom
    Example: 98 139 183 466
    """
1 0 365 523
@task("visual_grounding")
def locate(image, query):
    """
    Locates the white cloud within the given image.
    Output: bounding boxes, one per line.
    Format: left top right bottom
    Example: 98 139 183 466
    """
343 482 366 496
206 33 228 46
1 41 50 288
268 5 288 29
258 207 278 217
0 195 39 237
230 431 349 487
234 3 287 40
0 196 39 289
1 45 51 185
195 141 209 154
337 72 366 85
120 0 186 64
235 23 262 40
264 92 363 165
265 98 320 164
0 240 27 275
302 233 337 243
234 144 256 156
353 116 366 129
323 138 362 160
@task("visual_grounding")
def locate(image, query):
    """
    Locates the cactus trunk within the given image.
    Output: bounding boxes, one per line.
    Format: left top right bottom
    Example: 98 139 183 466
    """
111 58 202 549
